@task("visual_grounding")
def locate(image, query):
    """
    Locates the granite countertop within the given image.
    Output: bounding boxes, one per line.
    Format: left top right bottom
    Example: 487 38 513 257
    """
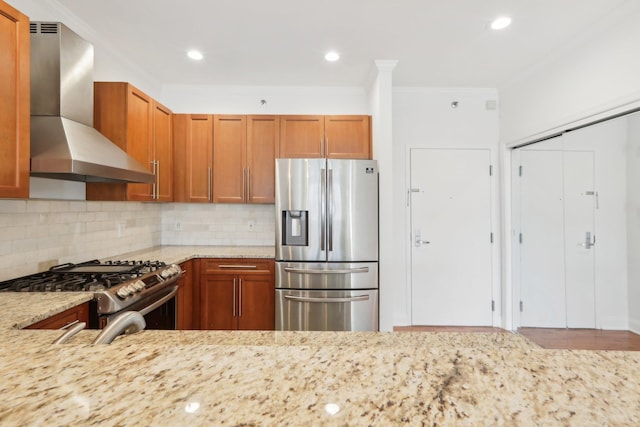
1 246 640 425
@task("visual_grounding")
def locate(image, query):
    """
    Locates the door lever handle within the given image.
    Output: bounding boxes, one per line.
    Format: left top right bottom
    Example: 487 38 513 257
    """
415 230 430 247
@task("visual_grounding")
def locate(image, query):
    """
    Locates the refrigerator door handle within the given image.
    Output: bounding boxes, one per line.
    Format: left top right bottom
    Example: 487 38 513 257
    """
284 294 370 303
283 267 369 274
321 168 326 251
328 168 333 251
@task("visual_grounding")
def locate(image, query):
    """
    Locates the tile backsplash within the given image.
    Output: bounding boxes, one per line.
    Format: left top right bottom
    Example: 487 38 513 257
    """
161 203 275 246
0 200 276 282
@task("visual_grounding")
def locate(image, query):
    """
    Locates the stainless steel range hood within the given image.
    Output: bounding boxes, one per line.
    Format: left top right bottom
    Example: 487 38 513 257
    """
29 22 154 184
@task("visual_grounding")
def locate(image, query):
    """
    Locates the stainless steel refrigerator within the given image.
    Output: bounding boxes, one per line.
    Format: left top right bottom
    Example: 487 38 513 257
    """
275 158 379 331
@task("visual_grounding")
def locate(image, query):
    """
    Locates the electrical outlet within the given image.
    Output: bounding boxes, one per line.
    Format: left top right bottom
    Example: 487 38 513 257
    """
175 221 182 230
247 219 256 232
117 222 125 237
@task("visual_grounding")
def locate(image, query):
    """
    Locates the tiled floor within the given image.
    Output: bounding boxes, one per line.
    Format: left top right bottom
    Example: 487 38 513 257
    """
394 325 640 351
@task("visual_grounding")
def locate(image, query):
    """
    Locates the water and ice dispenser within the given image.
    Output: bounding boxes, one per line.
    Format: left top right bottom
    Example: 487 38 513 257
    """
282 210 308 246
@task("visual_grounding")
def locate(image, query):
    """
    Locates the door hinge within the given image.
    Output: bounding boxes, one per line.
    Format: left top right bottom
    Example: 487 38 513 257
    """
489 165 493 176
490 232 494 243
519 301 523 312
491 300 495 311
518 165 523 177
519 233 523 244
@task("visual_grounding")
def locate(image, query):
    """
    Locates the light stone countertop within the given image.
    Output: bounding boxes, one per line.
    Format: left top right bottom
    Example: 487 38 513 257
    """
1 245 640 425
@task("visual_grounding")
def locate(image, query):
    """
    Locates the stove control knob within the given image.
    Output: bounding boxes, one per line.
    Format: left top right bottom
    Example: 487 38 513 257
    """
160 269 170 279
133 280 146 291
116 287 130 298
126 284 138 294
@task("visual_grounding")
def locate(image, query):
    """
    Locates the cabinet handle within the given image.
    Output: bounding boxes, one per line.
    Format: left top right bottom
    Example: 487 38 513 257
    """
232 277 236 317
238 278 242 317
242 167 246 201
207 167 212 201
156 160 160 200
218 265 257 269
320 138 324 157
150 160 157 199
247 168 250 201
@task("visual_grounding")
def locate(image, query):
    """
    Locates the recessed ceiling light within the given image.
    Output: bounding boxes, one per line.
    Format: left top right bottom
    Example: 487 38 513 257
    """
324 51 340 62
490 16 512 30
187 50 203 60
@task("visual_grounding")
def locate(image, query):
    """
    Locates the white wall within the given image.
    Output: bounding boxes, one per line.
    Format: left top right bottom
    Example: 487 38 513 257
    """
392 88 501 326
627 114 640 333
161 84 369 115
499 1 640 145
7 0 162 100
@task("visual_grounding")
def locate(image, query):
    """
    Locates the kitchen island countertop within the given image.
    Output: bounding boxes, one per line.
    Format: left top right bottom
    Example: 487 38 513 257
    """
1 246 640 425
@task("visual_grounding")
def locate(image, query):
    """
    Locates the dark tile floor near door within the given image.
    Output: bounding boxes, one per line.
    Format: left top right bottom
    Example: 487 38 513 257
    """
394 326 640 351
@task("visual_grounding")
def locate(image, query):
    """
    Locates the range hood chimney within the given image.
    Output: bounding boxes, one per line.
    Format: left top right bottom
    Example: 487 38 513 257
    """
29 22 154 184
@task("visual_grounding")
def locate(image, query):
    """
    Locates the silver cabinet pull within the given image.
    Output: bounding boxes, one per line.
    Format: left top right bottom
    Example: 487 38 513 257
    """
218 265 257 269
207 166 212 201
283 267 369 274
150 160 157 199
232 277 237 317
284 294 369 303
238 278 242 317
53 321 86 344
155 160 160 199
242 167 246 201
247 168 251 201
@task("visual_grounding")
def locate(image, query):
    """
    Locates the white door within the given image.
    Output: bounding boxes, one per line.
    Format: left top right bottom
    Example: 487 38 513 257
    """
518 149 596 328
410 148 493 326
519 150 566 327
564 151 596 328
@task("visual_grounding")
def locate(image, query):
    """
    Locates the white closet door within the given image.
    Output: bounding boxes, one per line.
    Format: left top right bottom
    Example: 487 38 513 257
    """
564 150 596 328
519 150 566 327
410 148 493 326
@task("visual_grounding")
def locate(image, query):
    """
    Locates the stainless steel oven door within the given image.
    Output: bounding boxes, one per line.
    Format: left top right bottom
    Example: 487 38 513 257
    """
99 285 177 330
276 289 378 331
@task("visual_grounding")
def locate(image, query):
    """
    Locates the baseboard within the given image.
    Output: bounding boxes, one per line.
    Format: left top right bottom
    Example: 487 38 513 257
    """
629 317 640 335
598 316 629 331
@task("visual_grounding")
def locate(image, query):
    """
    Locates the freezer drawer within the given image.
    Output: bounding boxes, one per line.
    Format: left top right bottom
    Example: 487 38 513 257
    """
276 289 378 331
276 262 378 290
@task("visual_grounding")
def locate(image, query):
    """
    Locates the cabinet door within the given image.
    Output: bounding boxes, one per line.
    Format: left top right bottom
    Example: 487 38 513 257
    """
325 115 371 159
153 101 173 201
176 260 194 330
0 2 29 198
200 274 236 330
126 87 154 200
174 114 213 203
247 115 278 203
213 115 246 203
237 274 275 330
279 115 324 158
26 302 89 329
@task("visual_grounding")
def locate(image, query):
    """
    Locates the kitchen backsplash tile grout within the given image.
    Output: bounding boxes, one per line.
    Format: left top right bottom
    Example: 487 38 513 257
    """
0 200 276 281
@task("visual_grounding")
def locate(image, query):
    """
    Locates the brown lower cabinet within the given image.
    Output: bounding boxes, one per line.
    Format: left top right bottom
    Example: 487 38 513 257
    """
198 258 275 330
176 260 195 330
26 302 89 329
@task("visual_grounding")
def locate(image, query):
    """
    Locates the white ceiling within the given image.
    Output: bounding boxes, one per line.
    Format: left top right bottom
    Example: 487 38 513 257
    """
55 0 629 88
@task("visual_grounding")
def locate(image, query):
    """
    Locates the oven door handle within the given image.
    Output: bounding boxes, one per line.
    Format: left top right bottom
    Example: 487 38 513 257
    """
283 267 369 274
138 286 178 316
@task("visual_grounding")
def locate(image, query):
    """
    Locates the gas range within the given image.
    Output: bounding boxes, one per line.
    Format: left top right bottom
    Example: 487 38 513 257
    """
0 259 183 318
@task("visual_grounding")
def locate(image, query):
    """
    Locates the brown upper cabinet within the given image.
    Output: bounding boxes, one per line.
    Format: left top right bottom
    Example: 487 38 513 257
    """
86 82 173 201
213 115 279 204
173 114 213 203
279 115 371 159
0 0 30 198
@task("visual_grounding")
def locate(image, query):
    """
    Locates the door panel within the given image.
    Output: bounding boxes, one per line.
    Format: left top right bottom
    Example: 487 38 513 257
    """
519 150 566 327
327 159 378 262
410 149 492 326
275 158 325 261
564 151 596 328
